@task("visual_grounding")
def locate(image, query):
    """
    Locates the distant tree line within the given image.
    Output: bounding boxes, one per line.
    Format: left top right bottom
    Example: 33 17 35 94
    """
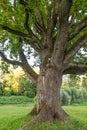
0 69 87 105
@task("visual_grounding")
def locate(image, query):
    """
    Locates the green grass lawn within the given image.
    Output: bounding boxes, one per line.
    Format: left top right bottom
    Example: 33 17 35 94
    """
0 104 87 130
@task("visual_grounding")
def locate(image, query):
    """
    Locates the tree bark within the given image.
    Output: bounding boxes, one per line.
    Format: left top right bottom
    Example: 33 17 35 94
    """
36 66 68 120
19 65 68 130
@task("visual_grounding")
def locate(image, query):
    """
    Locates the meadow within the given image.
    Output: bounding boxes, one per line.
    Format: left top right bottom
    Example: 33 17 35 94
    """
0 104 87 130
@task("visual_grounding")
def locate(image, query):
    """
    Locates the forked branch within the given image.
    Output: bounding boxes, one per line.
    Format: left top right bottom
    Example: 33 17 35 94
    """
1 25 30 38
69 17 87 40
0 49 38 82
64 33 87 62
59 0 73 26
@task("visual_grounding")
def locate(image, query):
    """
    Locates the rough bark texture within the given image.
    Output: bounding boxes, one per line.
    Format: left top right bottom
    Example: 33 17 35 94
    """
19 64 68 130
36 66 68 120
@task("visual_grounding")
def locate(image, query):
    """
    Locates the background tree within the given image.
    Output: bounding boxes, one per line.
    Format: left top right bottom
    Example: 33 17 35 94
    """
0 0 87 129
68 74 81 88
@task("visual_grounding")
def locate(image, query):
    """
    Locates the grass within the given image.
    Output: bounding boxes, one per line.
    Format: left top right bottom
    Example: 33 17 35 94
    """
0 104 87 130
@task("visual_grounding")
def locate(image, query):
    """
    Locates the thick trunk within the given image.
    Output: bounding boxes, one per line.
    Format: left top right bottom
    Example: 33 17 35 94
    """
19 66 68 130
36 66 68 120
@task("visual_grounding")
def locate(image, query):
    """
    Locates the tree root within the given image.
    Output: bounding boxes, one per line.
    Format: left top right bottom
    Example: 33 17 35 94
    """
19 106 68 130
28 105 38 116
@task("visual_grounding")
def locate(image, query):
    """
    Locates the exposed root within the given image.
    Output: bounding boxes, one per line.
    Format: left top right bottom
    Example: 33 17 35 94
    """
28 105 39 116
19 106 68 130
19 106 53 130
54 108 68 122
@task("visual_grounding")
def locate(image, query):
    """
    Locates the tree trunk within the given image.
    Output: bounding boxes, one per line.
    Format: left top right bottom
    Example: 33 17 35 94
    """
19 65 68 130
36 66 68 121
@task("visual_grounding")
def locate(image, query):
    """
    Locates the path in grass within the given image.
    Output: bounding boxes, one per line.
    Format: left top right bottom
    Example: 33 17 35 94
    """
0 105 87 130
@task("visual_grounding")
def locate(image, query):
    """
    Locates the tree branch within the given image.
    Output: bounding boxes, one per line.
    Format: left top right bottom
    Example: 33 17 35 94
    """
52 0 73 64
0 49 38 82
18 47 38 82
24 10 42 46
69 13 76 28
46 0 59 46
35 21 44 35
19 1 43 49
24 38 41 53
69 17 87 40
0 51 22 66
1 25 29 38
63 62 87 75
1 24 42 51
19 0 27 6
59 0 73 26
36 10 45 30
64 33 87 62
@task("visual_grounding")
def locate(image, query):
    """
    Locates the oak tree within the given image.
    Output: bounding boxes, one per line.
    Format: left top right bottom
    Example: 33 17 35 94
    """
0 0 87 129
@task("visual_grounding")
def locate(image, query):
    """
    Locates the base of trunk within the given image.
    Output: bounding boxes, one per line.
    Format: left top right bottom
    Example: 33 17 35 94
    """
28 105 38 116
19 105 68 130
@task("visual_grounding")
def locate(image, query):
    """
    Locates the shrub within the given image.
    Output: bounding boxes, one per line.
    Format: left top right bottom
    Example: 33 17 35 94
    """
70 87 80 103
0 87 3 96
0 96 34 104
81 88 87 100
60 89 71 105
60 87 87 105
3 91 11 96
24 90 35 98
18 76 36 97
64 87 72 95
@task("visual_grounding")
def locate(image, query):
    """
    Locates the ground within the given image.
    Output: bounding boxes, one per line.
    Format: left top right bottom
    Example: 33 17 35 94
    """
0 104 87 130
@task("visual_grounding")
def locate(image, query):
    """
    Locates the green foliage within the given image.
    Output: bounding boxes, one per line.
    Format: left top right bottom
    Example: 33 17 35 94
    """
60 87 87 105
60 89 71 105
0 87 4 95
68 74 80 88
0 96 34 104
82 75 87 89
3 90 11 96
0 61 9 73
18 75 36 98
0 67 36 97
24 90 35 98
0 0 87 69
81 88 87 99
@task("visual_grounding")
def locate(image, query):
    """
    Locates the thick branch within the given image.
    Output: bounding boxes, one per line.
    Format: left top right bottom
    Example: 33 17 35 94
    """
0 49 38 82
52 1 73 65
65 33 87 62
0 51 22 66
63 62 87 75
19 1 43 50
35 21 44 35
69 13 76 28
59 0 73 26
69 17 87 40
1 24 42 52
24 10 42 47
47 1 59 46
18 47 38 82
36 10 45 30
1 25 29 38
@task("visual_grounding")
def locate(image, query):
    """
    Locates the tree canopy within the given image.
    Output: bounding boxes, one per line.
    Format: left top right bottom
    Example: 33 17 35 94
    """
0 0 87 80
